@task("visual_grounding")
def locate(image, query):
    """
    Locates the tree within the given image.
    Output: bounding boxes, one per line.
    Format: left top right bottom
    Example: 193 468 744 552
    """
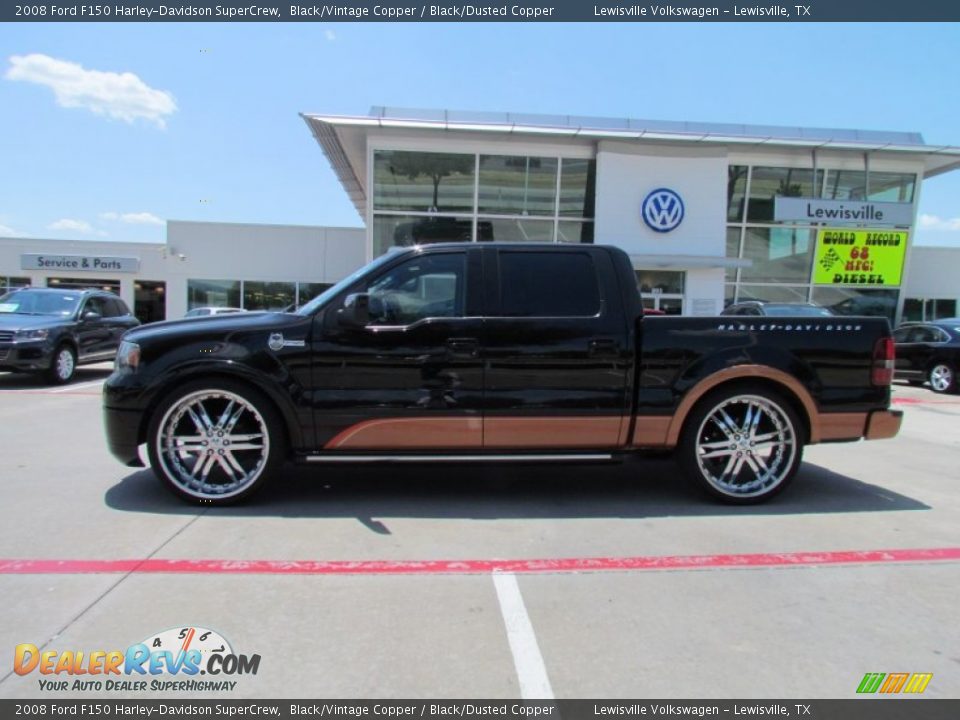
388 153 473 211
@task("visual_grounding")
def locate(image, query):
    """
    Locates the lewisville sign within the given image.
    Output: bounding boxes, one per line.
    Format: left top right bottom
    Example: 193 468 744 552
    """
774 197 914 227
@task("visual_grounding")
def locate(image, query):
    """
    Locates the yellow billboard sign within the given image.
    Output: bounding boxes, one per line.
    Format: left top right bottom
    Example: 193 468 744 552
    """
813 229 908 287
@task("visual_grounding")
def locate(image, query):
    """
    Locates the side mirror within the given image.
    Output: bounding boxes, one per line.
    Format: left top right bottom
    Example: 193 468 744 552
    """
82 311 102 322
337 293 370 329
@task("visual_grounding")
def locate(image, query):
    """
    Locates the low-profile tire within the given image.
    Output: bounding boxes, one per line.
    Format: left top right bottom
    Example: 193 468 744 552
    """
678 385 805 504
928 363 957 394
146 379 285 505
45 344 76 385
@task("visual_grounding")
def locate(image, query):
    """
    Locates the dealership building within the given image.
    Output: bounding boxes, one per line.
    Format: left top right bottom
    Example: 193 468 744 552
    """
2 106 959 323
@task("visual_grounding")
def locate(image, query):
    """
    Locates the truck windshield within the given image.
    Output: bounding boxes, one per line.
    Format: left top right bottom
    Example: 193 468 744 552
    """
295 252 397 316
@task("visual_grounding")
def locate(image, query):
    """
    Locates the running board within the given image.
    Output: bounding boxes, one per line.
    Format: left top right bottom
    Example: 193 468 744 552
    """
303 453 615 464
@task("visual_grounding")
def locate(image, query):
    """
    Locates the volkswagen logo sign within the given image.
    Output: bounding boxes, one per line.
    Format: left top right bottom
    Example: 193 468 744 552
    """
641 188 685 233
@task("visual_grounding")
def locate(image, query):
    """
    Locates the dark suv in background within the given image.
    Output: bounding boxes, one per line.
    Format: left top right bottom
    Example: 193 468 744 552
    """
0 287 139 384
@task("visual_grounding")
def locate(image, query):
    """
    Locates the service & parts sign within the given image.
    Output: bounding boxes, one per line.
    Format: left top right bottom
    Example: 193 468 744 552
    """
813 228 908 287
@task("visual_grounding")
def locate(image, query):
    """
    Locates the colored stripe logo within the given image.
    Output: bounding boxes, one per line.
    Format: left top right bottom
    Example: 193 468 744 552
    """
857 672 932 694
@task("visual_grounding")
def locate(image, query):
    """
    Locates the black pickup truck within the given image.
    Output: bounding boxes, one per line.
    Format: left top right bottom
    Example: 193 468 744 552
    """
103 243 901 505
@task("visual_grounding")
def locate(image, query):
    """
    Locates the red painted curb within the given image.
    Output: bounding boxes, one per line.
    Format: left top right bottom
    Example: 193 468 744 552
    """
1 548 958 576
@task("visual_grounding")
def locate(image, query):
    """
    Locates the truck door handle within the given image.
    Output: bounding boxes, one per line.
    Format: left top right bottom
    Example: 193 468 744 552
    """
588 339 618 356
446 338 479 358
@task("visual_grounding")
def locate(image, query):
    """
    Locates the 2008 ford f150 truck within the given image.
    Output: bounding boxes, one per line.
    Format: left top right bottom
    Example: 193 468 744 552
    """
103 243 902 505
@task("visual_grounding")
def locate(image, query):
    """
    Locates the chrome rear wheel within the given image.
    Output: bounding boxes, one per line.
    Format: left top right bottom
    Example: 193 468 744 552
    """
680 387 803 503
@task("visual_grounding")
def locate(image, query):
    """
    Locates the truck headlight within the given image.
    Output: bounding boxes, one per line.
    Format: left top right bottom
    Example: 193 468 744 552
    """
15 328 49 340
116 340 141 372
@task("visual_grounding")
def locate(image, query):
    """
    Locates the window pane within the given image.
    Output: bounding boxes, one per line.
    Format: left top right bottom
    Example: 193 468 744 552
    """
741 227 814 283
499 251 600 317
868 172 915 203
479 217 554 242
823 170 915 203
902 298 923 322
933 299 957 320
559 159 596 218
747 167 824 222
635 270 684 294
297 282 332 307
187 279 241 310
726 227 741 282
244 281 295 311
736 285 810 303
811 287 899 322
363 253 466 325
557 221 594 244
478 155 557 216
823 170 866 201
373 150 475 213
373 214 474 256
725 285 736 309
1 277 30 293
727 165 748 222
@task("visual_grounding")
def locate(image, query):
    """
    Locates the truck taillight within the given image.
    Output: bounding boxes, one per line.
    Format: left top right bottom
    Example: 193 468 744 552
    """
872 337 895 386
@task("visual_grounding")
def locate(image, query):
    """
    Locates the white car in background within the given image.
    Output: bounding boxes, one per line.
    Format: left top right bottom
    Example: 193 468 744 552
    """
184 307 246 318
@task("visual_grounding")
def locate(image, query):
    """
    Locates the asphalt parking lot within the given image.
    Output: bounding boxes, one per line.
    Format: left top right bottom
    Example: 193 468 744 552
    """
0 365 958 700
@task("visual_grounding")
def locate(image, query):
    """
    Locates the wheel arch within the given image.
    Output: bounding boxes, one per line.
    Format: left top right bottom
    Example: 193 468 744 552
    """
137 368 301 454
667 365 818 447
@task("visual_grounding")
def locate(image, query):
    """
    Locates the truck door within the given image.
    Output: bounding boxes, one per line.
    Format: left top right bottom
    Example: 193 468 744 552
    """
311 247 485 450
481 247 630 449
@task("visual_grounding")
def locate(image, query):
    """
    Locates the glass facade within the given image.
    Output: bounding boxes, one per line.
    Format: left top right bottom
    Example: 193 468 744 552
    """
372 150 595 255
725 164 916 319
188 280 333 313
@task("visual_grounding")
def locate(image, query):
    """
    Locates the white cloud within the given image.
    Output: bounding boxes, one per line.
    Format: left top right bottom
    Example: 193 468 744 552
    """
0 224 20 236
100 211 164 226
325 30 336 41
918 214 960 231
48 218 95 234
5 53 177 128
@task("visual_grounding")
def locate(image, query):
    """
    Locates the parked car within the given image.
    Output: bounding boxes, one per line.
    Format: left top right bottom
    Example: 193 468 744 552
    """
104 243 900 506
893 321 960 394
0 287 140 384
722 301 833 317
184 307 246 318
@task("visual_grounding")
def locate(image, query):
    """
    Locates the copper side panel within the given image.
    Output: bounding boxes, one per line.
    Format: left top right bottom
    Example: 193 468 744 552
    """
484 416 623 449
865 410 903 440
819 412 868 441
325 417 482 450
631 417 672 447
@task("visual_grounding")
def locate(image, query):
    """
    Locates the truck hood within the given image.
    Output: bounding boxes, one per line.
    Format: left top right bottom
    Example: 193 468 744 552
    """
125 311 302 344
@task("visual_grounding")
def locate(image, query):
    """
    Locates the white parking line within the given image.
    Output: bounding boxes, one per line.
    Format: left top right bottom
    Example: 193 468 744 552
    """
49 379 105 393
492 571 554 700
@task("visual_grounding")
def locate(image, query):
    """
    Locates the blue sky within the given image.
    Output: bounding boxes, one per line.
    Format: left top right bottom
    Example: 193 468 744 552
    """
2 22 959 246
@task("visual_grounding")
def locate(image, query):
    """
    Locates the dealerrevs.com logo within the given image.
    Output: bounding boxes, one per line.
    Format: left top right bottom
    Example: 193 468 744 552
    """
14 626 261 693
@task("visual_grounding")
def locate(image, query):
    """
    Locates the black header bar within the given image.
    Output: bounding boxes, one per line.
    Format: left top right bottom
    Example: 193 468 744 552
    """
3 0 960 23
1 700 959 719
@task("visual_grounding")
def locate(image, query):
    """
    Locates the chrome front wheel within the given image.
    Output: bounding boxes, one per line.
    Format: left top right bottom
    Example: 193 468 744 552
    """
148 382 283 504
680 388 803 503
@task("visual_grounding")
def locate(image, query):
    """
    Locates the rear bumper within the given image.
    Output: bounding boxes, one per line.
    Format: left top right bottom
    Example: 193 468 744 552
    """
865 409 903 441
103 405 145 467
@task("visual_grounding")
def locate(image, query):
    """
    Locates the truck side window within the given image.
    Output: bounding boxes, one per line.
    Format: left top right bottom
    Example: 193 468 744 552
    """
363 253 466 326
498 251 601 318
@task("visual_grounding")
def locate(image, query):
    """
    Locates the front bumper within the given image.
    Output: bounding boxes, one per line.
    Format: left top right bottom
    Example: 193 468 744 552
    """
0 341 54 372
103 404 146 467
865 409 903 440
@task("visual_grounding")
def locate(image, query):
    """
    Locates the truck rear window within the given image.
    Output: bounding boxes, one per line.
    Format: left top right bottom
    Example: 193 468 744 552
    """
498 251 601 317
